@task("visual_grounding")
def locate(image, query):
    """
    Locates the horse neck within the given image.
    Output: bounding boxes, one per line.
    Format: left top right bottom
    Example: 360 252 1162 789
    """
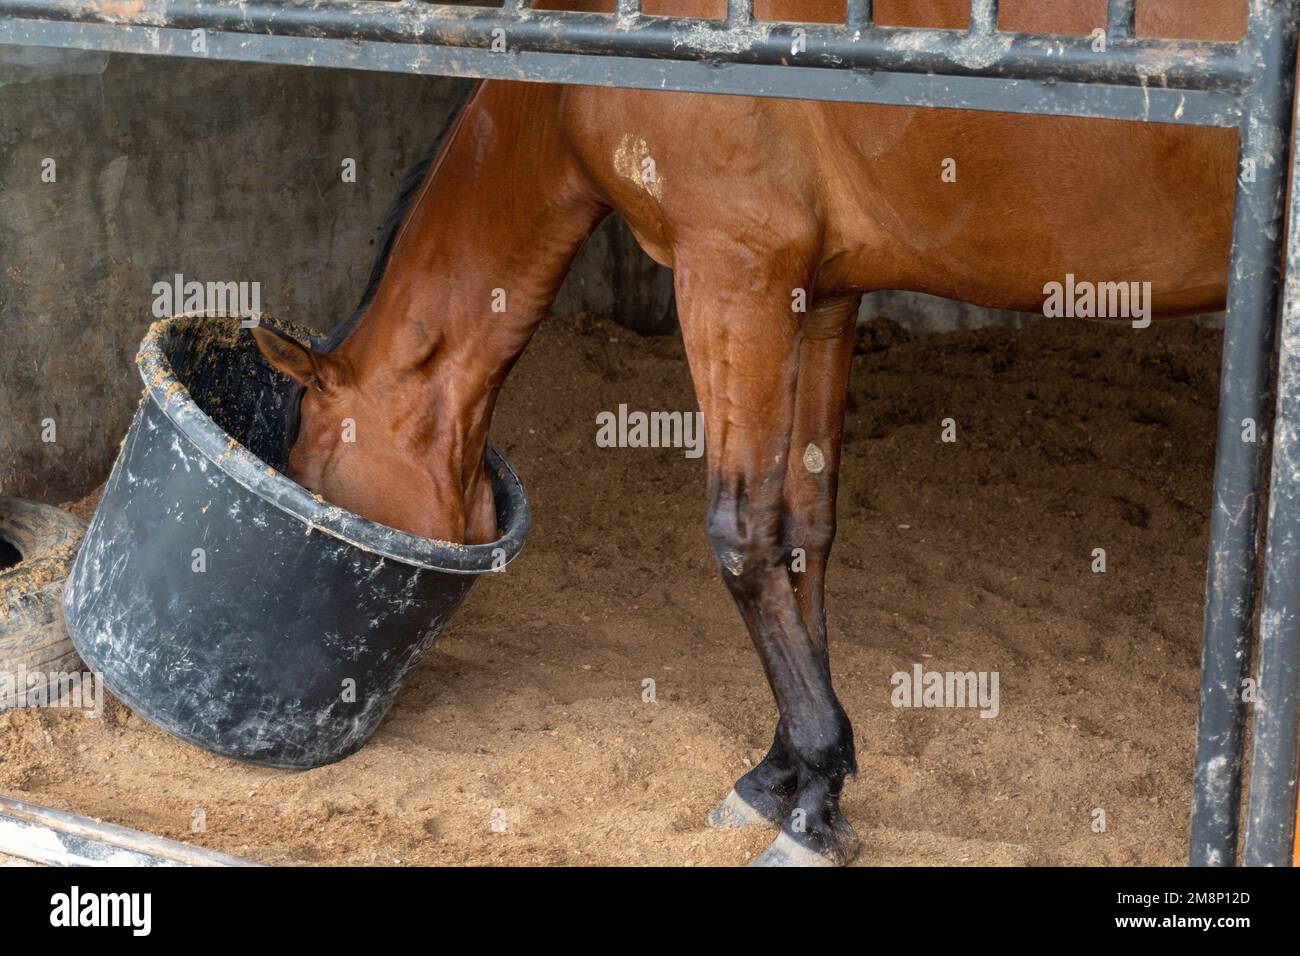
338 82 604 485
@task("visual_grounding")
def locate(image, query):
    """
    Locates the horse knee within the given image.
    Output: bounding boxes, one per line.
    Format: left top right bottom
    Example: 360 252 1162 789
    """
707 500 781 587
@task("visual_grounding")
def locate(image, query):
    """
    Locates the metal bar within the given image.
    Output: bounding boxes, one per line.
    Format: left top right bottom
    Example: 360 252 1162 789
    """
1243 0 1300 864
1244 149 1300 866
1191 0 1300 867
0 17 1244 127
1107 0 1136 39
970 0 998 35
616 0 640 19
845 0 872 32
0 796 260 867
0 0 1255 93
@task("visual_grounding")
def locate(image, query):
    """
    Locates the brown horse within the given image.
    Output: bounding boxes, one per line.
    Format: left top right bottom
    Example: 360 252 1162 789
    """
251 0 1241 865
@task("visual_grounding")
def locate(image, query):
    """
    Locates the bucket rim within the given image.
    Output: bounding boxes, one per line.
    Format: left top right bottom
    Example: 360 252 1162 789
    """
134 313 530 575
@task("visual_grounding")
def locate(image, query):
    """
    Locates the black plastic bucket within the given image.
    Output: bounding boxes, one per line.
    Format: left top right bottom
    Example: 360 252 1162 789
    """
64 314 529 769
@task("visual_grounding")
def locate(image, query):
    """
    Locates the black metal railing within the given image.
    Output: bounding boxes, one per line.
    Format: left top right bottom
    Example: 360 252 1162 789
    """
0 0 1297 867
0 1 1261 100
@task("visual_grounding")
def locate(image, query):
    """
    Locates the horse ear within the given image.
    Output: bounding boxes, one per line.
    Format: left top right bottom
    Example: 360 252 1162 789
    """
251 327 337 391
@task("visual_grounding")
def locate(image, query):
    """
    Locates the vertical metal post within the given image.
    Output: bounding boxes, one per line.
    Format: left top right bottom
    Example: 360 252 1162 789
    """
1107 0 1136 39
616 0 641 18
727 0 754 26
846 0 873 31
1244 26 1300 869
1191 0 1300 867
970 0 998 34
1244 171 1300 867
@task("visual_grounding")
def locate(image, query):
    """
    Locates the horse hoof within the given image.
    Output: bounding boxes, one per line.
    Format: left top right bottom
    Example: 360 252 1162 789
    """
749 828 860 867
707 788 779 829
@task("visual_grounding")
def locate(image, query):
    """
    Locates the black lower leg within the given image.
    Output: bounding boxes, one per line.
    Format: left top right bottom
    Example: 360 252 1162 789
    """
712 522 858 861
731 726 798 822
776 704 858 862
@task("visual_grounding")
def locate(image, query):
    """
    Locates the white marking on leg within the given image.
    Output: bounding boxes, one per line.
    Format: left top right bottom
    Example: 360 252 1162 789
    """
803 442 825 474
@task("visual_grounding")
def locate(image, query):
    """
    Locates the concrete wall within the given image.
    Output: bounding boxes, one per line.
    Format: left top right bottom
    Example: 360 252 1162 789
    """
0 47 672 503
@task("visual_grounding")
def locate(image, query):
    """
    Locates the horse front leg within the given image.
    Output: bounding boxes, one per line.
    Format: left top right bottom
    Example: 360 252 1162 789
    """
677 264 859 866
708 296 860 839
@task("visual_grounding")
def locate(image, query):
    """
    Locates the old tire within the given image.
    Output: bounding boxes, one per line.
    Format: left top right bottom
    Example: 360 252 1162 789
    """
0 496 87 710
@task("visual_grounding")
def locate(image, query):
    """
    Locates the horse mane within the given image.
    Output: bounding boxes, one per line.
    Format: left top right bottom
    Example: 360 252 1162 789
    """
319 79 482 353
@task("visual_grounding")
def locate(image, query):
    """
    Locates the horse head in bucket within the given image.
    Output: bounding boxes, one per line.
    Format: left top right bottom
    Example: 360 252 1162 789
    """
251 326 499 545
